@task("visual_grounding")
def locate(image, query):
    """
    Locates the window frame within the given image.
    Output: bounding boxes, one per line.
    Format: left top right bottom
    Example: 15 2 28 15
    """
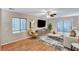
12 17 27 33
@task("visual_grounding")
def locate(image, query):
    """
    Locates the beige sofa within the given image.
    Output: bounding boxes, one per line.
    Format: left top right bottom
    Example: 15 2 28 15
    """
64 36 78 48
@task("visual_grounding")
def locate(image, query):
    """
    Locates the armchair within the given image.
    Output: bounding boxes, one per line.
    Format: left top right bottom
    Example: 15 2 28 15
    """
28 28 38 38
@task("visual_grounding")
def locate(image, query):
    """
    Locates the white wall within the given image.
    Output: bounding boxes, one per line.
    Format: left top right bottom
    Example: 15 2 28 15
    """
0 9 1 50
0 9 1 40
1 10 38 45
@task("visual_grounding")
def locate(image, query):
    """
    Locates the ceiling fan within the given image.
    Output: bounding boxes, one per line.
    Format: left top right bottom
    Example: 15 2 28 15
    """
9 8 15 10
40 9 57 18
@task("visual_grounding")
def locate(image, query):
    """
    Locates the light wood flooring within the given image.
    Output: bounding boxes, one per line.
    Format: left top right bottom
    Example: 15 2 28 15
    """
1 38 58 51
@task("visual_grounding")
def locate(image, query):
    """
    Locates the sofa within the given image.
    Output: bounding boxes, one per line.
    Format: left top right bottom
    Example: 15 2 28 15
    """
64 36 78 49
36 28 48 35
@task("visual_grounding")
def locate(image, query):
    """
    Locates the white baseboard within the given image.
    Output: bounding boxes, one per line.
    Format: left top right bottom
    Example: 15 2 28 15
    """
1 36 31 46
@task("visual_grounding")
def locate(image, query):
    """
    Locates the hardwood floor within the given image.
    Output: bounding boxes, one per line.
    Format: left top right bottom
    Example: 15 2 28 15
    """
2 38 57 51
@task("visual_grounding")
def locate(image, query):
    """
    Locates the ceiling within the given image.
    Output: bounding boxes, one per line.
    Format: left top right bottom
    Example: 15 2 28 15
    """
3 8 79 18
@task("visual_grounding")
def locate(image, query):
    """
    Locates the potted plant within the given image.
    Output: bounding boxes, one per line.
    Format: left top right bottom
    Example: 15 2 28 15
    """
48 23 52 32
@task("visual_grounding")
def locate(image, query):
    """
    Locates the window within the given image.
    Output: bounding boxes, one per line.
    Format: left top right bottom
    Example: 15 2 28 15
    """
64 20 71 32
12 18 27 33
57 20 71 32
20 18 27 32
57 20 63 32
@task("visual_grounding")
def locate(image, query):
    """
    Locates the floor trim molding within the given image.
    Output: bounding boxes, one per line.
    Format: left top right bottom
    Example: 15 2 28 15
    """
1 37 31 46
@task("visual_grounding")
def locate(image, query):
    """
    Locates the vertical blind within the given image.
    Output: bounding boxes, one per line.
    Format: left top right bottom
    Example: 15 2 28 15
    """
57 18 72 32
12 18 27 33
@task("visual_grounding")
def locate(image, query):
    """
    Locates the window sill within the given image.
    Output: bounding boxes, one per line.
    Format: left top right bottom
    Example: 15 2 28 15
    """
12 30 26 34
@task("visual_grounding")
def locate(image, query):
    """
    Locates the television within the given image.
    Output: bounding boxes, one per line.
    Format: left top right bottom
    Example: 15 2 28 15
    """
37 20 46 28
